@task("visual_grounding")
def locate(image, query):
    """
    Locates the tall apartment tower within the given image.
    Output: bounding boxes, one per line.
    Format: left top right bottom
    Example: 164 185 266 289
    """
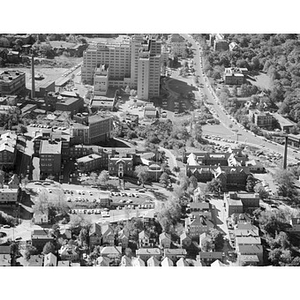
137 39 161 100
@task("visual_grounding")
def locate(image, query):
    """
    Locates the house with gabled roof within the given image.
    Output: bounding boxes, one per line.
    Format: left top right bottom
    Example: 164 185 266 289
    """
287 217 300 234
139 230 151 248
147 256 160 267
100 246 122 259
120 255 132 267
58 244 79 261
211 259 226 267
164 249 187 262
100 224 115 246
57 260 71 267
197 252 225 266
236 244 263 265
136 248 162 262
176 257 189 267
159 232 172 249
31 229 54 250
132 257 145 267
180 232 192 248
161 256 174 267
118 229 129 249
44 253 57 267
89 223 102 247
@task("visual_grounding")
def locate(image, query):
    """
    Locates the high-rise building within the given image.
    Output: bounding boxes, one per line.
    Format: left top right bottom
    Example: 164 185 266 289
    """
81 35 162 100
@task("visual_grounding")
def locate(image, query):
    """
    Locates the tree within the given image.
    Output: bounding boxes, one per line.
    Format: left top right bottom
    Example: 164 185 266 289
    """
254 184 269 200
246 174 256 192
209 228 224 251
159 172 170 187
206 178 223 195
274 169 297 198
98 170 109 185
78 227 90 249
24 244 38 261
189 175 198 190
201 236 214 252
125 86 130 94
130 89 136 97
134 165 150 187
43 241 56 255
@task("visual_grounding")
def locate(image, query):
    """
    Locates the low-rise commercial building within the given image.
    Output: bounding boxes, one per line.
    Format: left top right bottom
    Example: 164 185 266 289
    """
249 110 275 129
0 70 26 96
224 67 245 85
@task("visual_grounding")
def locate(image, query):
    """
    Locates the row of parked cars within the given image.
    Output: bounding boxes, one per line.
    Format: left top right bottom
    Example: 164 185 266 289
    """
110 191 139 198
69 208 110 217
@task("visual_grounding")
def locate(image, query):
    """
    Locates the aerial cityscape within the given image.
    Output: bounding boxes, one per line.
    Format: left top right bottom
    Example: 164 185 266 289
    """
1 32 300 267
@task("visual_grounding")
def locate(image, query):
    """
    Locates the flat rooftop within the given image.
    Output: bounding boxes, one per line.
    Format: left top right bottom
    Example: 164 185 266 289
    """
77 153 102 163
0 70 25 82
40 140 61 154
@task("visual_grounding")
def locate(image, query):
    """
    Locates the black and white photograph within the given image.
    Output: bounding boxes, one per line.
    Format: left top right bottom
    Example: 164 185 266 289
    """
1 1 299 299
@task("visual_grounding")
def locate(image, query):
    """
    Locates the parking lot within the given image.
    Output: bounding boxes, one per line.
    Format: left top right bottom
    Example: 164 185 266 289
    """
26 181 156 218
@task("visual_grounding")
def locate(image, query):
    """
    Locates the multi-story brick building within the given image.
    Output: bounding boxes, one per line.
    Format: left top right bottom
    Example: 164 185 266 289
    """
55 97 84 117
70 113 113 145
224 67 245 85
0 70 25 96
76 153 103 173
108 154 134 178
249 109 275 129
39 140 61 178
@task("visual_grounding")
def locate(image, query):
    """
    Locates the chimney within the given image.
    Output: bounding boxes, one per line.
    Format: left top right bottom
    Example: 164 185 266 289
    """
31 54 35 99
283 135 288 169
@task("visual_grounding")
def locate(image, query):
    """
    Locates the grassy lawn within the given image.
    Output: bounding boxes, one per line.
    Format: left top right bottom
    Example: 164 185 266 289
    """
247 72 272 91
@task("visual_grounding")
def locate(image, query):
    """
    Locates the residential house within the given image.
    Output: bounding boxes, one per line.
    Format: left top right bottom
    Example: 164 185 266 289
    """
118 229 129 249
159 232 172 249
176 257 189 267
33 210 49 225
96 256 110 267
139 230 151 248
161 256 174 267
120 255 132 267
246 160 265 173
89 223 102 247
27 255 43 267
101 224 115 246
234 223 259 237
44 253 57 267
287 217 300 234
100 246 122 259
57 261 70 267
58 245 79 262
211 259 226 267
31 229 54 250
180 232 192 248
70 262 81 267
236 244 263 265
147 256 160 267
136 248 162 262
199 232 210 251
197 252 224 266
185 215 215 238
132 257 146 267
164 249 187 262
238 255 260 266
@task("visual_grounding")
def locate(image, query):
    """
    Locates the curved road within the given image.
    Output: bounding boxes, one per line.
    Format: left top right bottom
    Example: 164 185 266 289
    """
181 34 299 164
